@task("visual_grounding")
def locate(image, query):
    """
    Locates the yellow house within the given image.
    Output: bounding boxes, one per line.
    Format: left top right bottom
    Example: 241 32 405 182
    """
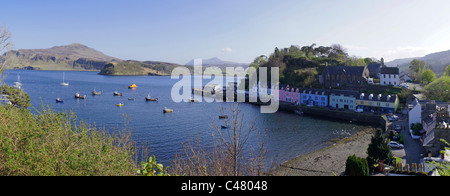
356 93 399 113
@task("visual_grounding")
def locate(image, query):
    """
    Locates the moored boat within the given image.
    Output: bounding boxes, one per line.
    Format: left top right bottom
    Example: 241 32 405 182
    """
75 93 86 99
188 97 199 102
113 91 123 96
145 93 158 101
60 72 69 86
163 107 173 113
219 115 228 119
117 103 124 107
128 83 138 89
92 89 102 95
56 98 64 103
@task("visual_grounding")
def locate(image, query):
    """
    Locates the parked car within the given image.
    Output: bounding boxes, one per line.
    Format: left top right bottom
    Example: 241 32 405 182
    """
388 141 404 149
394 125 402 131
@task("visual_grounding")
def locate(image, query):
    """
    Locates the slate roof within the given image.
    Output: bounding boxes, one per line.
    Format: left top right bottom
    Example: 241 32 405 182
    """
358 93 398 103
330 90 359 97
323 66 366 75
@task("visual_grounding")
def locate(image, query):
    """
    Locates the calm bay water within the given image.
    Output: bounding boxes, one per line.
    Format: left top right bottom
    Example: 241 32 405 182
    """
2 70 368 167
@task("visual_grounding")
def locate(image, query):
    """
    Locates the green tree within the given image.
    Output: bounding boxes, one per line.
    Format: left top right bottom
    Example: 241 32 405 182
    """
0 85 31 108
444 65 450 76
345 155 369 176
421 68 436 85
367 129 393 169
409 59 426 82
423 76 450 102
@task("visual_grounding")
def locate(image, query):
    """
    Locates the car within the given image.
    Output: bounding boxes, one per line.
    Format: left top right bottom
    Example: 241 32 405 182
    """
394 125 402 131
388 141 404 149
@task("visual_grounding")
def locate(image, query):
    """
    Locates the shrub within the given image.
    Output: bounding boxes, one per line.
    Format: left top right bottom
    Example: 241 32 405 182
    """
345 155 369 176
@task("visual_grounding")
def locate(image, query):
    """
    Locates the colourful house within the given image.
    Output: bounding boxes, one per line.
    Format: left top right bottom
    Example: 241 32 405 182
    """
329 90 358 110
300 89 329 107
356 93 399 113
279 84 301 104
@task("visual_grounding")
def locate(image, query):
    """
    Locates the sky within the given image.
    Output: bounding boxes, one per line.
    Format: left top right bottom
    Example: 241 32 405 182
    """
1 0 450 65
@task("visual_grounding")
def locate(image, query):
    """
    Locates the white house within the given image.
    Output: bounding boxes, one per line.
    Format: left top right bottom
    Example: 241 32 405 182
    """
408 99 422 129
380 67 400 87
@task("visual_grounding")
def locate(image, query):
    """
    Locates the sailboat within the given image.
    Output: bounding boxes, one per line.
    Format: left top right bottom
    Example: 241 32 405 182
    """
13 74 23 89
60 72 69 86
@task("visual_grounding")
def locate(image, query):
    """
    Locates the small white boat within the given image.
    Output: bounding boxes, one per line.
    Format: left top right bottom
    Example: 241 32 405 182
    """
60 72 69 86
14 74 23 88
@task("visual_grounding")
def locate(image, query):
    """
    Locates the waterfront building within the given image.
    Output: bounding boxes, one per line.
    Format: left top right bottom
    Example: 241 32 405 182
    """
356 93 399 113
329 90 358 110
321 66 370 87
380 67 400 87
300 89 329 107
279 84 301 104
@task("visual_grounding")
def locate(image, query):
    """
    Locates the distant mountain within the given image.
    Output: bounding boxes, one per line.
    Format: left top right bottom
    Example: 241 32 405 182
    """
386 49 450 77
0 43 122 71
186 57 249 68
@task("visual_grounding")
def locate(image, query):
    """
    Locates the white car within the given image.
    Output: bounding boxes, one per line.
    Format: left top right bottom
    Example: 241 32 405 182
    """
388 141 404 149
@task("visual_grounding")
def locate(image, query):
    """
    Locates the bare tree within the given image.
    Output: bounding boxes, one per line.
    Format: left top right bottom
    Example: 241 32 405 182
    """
0 24 12 73
171 103 270 176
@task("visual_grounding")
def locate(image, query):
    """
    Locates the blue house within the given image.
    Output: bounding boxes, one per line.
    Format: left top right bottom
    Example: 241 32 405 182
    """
300 89 329 107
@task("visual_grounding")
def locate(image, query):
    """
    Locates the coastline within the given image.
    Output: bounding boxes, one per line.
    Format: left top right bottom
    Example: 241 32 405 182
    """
269 128 375 176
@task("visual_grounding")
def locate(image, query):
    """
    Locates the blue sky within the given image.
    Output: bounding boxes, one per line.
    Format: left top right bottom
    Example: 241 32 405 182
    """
1 0 450 64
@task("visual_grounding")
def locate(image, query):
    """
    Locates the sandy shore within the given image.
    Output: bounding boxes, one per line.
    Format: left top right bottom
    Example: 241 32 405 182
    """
269 128 375 176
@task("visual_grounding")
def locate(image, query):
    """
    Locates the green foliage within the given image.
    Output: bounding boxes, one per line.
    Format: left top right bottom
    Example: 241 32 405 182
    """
445 65 450 76
411 123 423 136
345 155 369 176
421 69 436 85
409 59 427 82
0 85 31 108
0 105 138 176
367 129 393 169
137 155 171 176
428 139 450 176
423 76 450 102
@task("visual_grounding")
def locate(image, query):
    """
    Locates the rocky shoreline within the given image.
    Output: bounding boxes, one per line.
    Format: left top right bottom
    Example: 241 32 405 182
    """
269 128 375 176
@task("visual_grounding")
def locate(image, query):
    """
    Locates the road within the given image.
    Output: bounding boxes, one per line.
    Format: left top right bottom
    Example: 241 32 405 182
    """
389 111 424 165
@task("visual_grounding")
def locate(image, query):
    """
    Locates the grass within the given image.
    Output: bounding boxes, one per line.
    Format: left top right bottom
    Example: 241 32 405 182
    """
0 105 138 176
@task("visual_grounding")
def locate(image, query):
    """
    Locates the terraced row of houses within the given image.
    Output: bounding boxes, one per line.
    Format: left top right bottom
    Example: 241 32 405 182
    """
278 84 399 114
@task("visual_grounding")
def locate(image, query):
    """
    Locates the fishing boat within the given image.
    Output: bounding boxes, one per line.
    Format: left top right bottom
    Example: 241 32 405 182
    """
92 89 102 96
163 107 173 113
75 93 86 99
128 83 138 89
117 103 124 107
113 91 123 96
145 93 158 101
60 72 69 86
56 98 64 103
221 125 229 129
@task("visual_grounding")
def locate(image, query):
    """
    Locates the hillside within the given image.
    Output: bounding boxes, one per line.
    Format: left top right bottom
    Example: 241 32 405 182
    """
386 49 450 77
0 43 121 71
98 60 187 76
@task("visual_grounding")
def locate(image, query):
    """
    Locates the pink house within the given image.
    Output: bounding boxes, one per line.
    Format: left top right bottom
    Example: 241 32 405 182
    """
279 84 301 104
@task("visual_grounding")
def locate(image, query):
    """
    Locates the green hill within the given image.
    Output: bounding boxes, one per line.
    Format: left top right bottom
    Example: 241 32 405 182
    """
98 60 189 76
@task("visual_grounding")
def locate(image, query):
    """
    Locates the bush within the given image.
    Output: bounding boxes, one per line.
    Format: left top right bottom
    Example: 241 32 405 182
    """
345 155 369 176
0 105 138 176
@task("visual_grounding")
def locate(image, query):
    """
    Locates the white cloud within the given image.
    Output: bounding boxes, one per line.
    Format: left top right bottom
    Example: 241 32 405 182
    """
222 47 233 53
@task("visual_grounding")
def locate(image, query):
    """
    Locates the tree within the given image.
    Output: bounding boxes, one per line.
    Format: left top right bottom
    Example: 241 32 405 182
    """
0 85 31 108
444 65 450 76
423 76 450 102
409 59 426 82
367 129 393 169
345 155 369 176
421 69 436 85
0 24 12 74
